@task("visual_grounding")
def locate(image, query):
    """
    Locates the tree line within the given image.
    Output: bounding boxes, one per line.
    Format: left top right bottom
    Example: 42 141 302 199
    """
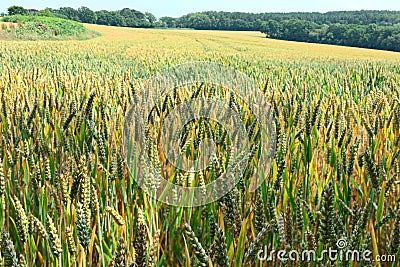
160 11 400 30
4 5 158 28
260 20 400 52
160 11 400 52
4 6 400 52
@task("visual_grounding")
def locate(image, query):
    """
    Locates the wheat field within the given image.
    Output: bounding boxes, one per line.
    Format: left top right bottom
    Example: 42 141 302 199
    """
0 24 399 266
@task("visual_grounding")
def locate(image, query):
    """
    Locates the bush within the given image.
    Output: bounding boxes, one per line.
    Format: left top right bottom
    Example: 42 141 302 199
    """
37 9 55 17
3 15 87 37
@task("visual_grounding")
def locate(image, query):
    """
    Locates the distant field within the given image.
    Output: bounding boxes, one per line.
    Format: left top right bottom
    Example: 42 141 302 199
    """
0 23 399 266
86 24 400 61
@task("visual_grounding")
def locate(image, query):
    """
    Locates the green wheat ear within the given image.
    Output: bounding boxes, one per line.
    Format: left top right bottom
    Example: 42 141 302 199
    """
47 214 62 257
388 209 400 254
66 226 77 257
18 254 27 267
213 226 229 267
183 223 209 267
28 213 47 238
78 155 91 225
254 189 266 233
148 230 160 267
134 221 149 267
106 206 125 226
305 229 317 251
0 157 5 210
76 201 90 250
12 195 28 244
318 180 336 247
1 230 19 267
112 237 126 267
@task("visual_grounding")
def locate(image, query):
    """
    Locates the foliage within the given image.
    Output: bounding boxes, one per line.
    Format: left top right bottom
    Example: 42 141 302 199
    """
77 6 97 24
7 5 28 16
95 10 126 27
260 19 400 52
171 10 400 30
37 9 55 17
2 15 88 39
49 6 157 28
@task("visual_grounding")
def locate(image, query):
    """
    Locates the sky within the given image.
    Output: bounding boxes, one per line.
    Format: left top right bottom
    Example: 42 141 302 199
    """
1 0 400 18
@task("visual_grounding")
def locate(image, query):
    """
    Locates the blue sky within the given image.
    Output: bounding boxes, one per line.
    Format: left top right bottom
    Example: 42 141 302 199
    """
1 0 400 18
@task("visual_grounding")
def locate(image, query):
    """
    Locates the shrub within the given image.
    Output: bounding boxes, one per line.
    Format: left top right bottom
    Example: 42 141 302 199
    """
3 15 88 38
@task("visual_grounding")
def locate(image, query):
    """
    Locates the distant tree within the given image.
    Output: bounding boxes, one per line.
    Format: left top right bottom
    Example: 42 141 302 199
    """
96 10 126 26
110 11 126 26
344 26 364 46
362 24 379 48
325 24 348 44
78 6 96 24
216 16 231 30
160 17 176 28
282 20 315 42
187 14 211 29
7 5 28 15
37 8 54 17
260 20 280 37
145 12 157 25
119 8 132 19
132 10 146 21
57 7 80 21
118 8 153 28
231 19 249 31
155 20 167 28
95 10 111 25
253 19 263 30
119 8 137 27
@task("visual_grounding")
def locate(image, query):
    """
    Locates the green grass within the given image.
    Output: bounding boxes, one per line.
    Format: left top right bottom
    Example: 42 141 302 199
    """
2 15 88 39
